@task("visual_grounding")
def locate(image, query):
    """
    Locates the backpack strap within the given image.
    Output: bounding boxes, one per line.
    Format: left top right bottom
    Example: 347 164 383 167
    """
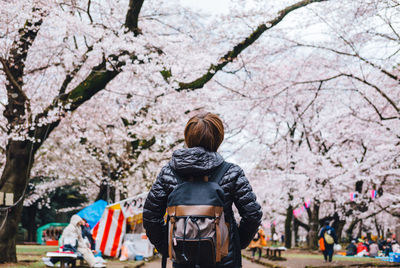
211 161 232 184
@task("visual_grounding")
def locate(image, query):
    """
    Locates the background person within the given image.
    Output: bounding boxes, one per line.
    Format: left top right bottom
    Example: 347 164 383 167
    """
392 240 400 253
248 227 267 262
357 239 368 255
319 221 338 262
384 238 393 256
369 241 379 257
81 218 96 251
43 215 104 268
346 240 357 256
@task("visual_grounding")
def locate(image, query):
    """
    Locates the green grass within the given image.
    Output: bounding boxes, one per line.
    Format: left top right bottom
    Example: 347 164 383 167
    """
16 245 58 254
0 245 144 268
284 253 383 262
3 261 46 268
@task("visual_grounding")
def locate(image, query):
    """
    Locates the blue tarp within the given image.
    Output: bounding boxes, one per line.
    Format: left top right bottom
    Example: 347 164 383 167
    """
77 200 107 229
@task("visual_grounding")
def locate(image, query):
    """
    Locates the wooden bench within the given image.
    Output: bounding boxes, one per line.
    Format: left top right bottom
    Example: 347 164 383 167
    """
263 247 286 260
46 251 84 267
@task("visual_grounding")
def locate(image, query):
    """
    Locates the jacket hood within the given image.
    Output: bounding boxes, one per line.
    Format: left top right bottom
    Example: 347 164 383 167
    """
70 215 83 226
169 147 224 176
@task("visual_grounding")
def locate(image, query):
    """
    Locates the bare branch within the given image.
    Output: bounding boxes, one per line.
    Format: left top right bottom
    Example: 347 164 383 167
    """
214 80 249 97
297 81 323 118
296 73 400 117
378 204 400 218
353 88 398 121
87 0 93 23
25 63 62 75
344 73 400 114
290 41 400 82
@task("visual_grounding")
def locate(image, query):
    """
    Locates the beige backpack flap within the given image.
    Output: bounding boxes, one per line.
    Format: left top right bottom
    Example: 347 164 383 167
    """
168 207 176 259
219 213 229 257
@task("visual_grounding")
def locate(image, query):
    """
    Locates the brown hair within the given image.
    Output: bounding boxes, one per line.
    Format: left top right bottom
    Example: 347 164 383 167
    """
184 112 224 152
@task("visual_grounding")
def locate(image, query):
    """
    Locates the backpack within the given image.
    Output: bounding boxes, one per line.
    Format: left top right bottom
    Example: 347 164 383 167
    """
167 161 231 267
324 230 334 245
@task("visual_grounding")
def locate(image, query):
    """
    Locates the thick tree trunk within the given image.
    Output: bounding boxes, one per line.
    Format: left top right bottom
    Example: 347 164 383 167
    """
346 219 359 241
331 213 345 243
285 205 293 248
23 206 37 242
357 220 363 238
374 217 382 239
293 217 299 247
307 204 320 249
336 220 346 243
0 141 33 262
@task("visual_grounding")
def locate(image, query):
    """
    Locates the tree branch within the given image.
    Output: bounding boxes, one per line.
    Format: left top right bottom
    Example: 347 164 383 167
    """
87 0 93 23
297 81 323 118
353 88 398 121
25 62 62 75
290 41 400 82
59 45 93 94
2 13 43 126
343 73 400 114
0 58 29 103
294 217 310 231
297 73 400 118
177 0 328 91
32 58 120 151
378 204 400 218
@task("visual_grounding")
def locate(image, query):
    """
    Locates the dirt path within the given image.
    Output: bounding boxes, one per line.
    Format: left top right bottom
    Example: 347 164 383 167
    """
143 256 266 268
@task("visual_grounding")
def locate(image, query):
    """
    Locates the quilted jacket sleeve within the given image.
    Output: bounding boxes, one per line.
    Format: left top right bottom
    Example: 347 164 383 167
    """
232 166 263 249
143 166 170 255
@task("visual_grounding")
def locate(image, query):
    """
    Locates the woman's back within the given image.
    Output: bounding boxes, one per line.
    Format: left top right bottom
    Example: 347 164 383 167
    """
143 113 262 268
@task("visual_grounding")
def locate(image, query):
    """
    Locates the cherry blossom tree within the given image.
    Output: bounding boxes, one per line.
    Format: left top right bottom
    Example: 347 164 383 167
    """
224 0 400 248
0 0 328 262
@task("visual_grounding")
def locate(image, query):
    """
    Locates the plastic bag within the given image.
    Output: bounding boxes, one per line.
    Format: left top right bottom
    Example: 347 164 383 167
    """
319 238 325 251
334 244 342 251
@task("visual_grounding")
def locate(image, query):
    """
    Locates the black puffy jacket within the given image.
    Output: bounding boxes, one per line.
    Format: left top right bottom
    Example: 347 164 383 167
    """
143 147 262 267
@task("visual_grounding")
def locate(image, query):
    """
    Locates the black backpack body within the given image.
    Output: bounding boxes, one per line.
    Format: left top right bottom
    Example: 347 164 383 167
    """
167 161 231 267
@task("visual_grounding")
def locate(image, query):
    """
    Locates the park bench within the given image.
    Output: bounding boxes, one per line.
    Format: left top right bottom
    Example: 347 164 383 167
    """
46 251 84 267
263 247 286 260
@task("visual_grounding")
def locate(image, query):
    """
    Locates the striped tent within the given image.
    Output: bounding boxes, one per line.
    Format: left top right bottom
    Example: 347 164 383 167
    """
92 203 126 257
92 192 148 257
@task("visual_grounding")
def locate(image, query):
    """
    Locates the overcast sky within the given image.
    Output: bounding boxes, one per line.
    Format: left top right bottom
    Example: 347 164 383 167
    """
180 0 230 14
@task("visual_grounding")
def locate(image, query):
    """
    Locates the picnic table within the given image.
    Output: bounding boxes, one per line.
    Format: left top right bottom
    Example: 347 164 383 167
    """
46 251 84 267
263 247 286 260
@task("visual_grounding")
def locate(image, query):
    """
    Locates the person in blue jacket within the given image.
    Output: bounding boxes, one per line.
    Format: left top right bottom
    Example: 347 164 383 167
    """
319 221 338 262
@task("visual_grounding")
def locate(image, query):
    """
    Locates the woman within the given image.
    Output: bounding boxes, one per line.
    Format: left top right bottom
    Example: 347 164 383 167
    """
143 112 262 267
248 228 267 262
43 215 104 268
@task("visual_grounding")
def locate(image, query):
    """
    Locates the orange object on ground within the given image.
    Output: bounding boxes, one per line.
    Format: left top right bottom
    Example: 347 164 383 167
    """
46 240 58 246
319 237 325 251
